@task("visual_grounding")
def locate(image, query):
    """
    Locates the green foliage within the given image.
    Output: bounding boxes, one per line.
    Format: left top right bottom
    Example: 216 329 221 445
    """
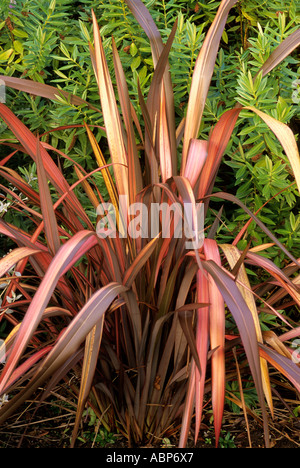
226 378 259 414
80 427 116 447
0 0 102 182
78 407 117 447
0 4 298 161
218 431 237 448
0 0 74 80
206 15 300 263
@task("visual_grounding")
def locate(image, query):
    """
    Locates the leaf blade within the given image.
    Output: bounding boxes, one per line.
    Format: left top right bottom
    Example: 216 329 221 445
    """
182 0 239 172
0 75 99 111
245 106 300 195
255 29 300 80
220 243 273 414
92 10 129 204
202 258 270 447
203 239 225 446
35 138 61 256
0 231 98 394
0 247 41 277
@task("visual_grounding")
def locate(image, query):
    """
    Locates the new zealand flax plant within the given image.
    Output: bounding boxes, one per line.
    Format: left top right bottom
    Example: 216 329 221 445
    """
0 0 300 448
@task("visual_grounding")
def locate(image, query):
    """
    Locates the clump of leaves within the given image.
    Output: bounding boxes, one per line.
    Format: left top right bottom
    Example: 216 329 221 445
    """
78 407 116 447
0 0 299 449
219 431 236 449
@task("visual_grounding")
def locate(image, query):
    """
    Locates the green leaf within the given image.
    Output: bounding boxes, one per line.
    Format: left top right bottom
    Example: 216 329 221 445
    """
130 42 138 56
13 40 23 55
12 29 28 38
0 49 14 61
131 55 141 71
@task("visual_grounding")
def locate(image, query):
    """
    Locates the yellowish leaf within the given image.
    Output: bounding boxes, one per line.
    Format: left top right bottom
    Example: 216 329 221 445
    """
220 243 273 414
245 106 300 195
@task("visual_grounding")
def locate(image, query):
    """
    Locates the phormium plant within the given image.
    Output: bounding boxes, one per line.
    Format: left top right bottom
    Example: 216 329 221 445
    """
0 0 299 448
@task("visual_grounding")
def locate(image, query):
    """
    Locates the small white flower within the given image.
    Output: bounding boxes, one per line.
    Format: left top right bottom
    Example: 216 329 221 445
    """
0 201 9 214
6 291 22 303
0 395 9 408
291 339 300 349
0 298 14 314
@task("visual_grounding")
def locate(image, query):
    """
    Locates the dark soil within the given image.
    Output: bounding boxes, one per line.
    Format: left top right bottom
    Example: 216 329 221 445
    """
0 396 299 449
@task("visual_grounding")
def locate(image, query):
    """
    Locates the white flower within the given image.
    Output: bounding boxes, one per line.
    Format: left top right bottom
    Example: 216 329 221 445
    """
0 394 9 408
0 201 10 214
6 291 22 303
0 298 15 314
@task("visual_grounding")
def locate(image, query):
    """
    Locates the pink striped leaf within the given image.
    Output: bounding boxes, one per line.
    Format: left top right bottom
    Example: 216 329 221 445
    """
259 344 300 393
203 239 225 446
0 230 98 394
184 139 208 189
182 0 239 172
0 247 41 277
202 258 270 447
